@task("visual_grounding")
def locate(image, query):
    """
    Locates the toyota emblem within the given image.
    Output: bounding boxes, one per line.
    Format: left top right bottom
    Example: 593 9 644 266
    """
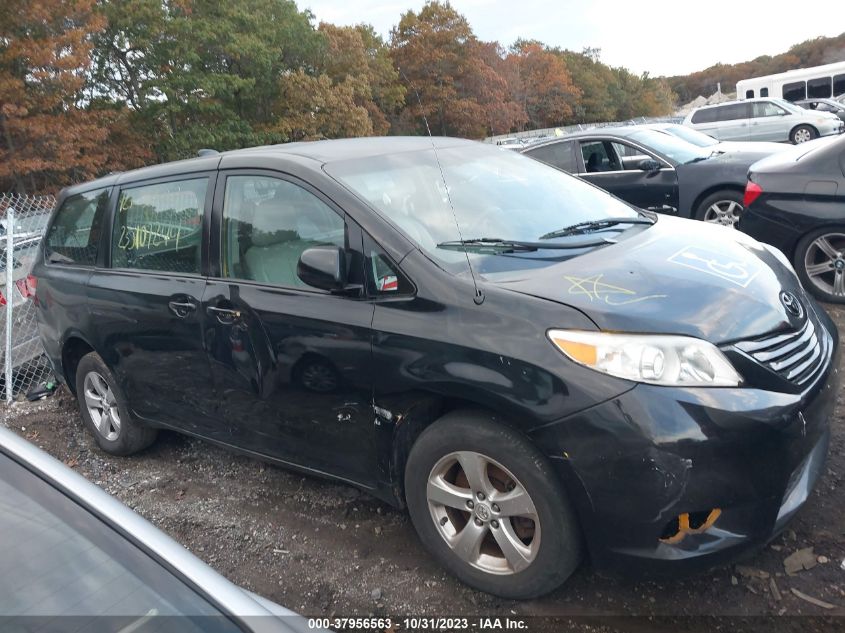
779 291 803 319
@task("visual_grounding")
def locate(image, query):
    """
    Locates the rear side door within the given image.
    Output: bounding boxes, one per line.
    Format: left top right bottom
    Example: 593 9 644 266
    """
85 174 218 432
202 171 376 484
576 139 679 214
713 103 751 141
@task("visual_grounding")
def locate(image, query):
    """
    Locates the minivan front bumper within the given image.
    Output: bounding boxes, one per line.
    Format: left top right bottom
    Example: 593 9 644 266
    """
529 318 839 576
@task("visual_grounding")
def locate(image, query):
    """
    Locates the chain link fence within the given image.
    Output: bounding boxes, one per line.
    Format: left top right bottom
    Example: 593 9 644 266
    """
2 193 56 403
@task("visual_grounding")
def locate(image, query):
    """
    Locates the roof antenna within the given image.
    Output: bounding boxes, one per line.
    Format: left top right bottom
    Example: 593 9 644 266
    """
398 68 484 305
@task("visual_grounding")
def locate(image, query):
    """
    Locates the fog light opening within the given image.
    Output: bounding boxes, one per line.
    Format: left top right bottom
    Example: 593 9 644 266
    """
659 508 722 544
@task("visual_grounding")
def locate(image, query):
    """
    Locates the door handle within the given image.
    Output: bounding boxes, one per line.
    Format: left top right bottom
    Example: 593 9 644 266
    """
168 300 197 318
207 306 242 324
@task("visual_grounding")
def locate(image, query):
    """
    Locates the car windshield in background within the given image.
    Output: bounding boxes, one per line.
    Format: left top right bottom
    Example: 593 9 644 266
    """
627 129 712 164
660 125 719 148
0 452 239 631
325 144 641 275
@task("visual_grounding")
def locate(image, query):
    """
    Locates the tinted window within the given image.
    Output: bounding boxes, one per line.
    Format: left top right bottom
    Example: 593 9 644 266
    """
783 81 806 101
112 178 207 274
714 103 748 121
807 77 832 99
761 87 769 97
691 108 717 124
834 74 845 97
745 89 754 98
751 101 787 118
0 452 237 629
45 188 109 266
524 141 575 172
222 175 345 288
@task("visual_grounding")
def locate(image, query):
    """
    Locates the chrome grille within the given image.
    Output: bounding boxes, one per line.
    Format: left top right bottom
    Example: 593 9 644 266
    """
735 317 828 386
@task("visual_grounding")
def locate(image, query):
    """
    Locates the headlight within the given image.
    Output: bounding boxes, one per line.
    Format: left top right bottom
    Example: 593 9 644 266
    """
548 330 743 387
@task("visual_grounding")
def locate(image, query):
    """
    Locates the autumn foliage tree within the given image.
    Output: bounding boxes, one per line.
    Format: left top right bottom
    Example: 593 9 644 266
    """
0 0 150 193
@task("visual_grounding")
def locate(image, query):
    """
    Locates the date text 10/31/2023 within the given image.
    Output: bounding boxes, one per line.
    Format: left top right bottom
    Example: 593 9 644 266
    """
307 617 529 631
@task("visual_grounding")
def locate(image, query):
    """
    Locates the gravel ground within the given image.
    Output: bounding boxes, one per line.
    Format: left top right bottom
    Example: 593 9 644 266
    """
3 306 845 631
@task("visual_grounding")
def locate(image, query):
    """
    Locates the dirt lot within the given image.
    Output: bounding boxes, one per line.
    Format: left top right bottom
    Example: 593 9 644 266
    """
3 306 845 631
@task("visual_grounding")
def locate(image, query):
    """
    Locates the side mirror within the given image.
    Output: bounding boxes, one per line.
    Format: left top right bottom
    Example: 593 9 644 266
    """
638 159 662 173
297 245 347 291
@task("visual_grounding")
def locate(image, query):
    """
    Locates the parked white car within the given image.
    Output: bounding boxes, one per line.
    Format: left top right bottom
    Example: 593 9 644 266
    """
683 97 844 144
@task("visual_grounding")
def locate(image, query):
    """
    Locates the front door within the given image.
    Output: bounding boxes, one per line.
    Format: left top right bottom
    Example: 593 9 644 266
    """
749 100 790 141
203 172 376 484
86 175 217 431
578 140 679 214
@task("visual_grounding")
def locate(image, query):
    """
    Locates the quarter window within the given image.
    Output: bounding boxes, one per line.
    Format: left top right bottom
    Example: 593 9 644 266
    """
364 234 413 296
112 178 207 274
221 175 345 288
45 188 109 266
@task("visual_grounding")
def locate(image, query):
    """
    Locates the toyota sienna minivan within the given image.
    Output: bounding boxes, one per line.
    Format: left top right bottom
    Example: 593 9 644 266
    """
32 137 838 599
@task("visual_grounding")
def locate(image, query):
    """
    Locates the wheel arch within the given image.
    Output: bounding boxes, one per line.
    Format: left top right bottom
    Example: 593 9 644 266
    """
60 334 98 395
789 124 818 143
691 184 745 221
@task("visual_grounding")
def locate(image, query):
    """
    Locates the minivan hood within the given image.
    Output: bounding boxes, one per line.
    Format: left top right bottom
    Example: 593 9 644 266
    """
496 216 803 344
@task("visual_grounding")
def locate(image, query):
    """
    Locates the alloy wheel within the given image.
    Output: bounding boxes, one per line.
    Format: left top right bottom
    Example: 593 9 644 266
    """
703 200 743 228
83 371 121 441
804 232 845 299
426 451 540 575
793 128 813 144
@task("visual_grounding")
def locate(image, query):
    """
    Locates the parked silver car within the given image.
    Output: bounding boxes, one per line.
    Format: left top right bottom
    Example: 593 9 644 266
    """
0 423 314 631
683 97 844 144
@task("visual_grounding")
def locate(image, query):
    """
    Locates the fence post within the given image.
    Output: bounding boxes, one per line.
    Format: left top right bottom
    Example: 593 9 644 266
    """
5 205 14 403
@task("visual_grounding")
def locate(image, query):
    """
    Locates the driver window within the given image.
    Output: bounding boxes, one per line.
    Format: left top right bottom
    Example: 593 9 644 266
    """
610 142 654 171
752 102 786 118
580 141 619 173
221 175 345 288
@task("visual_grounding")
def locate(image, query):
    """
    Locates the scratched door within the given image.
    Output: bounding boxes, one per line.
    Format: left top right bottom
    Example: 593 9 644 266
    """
85 174 219 432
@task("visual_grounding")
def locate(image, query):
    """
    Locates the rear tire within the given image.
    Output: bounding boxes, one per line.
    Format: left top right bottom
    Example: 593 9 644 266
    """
794 227 845 303
694 190 744 228
404 410 582 599
790 125 817 144
75 352 157 455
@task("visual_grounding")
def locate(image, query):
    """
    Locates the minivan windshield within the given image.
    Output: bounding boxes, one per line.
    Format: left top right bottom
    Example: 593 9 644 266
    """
326 143 643 275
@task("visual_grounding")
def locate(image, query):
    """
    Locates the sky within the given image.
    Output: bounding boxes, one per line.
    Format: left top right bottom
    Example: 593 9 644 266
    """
302 0 844 77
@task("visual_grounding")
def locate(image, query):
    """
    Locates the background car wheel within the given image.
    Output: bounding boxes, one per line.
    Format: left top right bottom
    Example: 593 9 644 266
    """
75 352 157 455
695 190 744 228
794 227 845 303
404 410 581 599
790 125 817 144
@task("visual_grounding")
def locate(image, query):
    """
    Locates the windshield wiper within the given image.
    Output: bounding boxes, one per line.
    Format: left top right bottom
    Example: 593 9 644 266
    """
437 236 612 253
539 216 654 241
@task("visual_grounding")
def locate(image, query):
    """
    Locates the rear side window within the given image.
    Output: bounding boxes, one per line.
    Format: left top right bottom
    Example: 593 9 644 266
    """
691 108 716 124
112 178 207 274
45 188 109 266
834 74 845 98
221 175 345 288
524 141 575 172
715 103 748 121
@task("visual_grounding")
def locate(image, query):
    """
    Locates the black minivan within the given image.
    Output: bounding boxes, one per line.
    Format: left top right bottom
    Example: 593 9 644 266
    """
33 137 838 599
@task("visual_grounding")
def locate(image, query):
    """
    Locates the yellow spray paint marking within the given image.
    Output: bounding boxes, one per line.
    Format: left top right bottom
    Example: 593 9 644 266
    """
564 274 666 306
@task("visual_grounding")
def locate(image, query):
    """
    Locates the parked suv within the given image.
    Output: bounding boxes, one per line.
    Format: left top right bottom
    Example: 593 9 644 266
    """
684 97 843 144
33 138 838 599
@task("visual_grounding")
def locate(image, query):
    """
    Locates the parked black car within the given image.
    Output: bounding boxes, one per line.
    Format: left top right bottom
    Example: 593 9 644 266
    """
795 98 845 123
522 127 778 227
33 137 838 599
740 134 845 303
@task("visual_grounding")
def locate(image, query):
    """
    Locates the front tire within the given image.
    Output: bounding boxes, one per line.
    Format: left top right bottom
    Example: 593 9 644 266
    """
404 410 582 599
790 125 817 144
794 227 845 303
695 189 744 228
75 352 157 455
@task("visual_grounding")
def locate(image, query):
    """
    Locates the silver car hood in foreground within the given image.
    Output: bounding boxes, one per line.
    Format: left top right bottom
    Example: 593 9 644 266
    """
0 423 318 633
